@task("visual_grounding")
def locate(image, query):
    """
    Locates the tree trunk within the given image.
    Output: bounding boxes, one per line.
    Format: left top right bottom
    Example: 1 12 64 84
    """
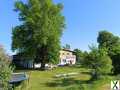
35 46 47 70
40 46 48 70
41 62 45 70
40 54 47 70
33 61 35 69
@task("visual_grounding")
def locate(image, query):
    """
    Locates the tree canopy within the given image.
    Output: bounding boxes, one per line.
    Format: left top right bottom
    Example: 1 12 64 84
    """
63 44 71 50
12 0 65 69
97 30 120 74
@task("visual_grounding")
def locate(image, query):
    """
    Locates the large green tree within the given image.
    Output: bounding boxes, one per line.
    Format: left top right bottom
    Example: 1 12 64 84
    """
97 30 120 74
12 0 65 70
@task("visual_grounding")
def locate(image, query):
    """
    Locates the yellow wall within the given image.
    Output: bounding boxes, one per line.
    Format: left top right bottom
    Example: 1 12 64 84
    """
59 50 73 58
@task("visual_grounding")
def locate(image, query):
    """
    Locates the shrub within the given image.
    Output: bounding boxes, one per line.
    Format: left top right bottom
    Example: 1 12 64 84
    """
82 45 113 80
0 46 13 89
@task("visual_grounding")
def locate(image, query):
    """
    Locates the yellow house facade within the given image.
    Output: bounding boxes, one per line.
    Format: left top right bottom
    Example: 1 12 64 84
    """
59 49 76 65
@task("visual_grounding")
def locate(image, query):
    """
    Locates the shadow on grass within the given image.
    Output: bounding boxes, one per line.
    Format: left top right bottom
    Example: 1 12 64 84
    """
46 78 91 87
81 71 91 75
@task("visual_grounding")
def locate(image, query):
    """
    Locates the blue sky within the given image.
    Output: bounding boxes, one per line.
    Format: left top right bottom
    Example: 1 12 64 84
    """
1 0 120 55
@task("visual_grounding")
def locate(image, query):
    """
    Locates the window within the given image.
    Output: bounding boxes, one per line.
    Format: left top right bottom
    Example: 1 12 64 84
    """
67 53 69 55
63 59 66 63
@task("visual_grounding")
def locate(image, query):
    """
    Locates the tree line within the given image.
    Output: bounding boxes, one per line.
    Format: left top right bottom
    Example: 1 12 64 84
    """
74 30 120 79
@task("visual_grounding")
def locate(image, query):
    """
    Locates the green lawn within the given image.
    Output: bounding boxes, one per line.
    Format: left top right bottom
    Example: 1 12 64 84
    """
15 66 115 90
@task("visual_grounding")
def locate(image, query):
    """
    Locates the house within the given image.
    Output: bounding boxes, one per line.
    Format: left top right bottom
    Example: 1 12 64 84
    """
12 55 33 68
59 49 76 65
12 49 76 68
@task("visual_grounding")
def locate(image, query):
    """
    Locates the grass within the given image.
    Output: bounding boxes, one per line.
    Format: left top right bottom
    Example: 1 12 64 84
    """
15 66 115 90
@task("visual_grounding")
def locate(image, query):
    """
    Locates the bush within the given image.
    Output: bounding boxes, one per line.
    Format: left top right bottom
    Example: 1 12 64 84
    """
0 46 13 89
82 45 113 80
